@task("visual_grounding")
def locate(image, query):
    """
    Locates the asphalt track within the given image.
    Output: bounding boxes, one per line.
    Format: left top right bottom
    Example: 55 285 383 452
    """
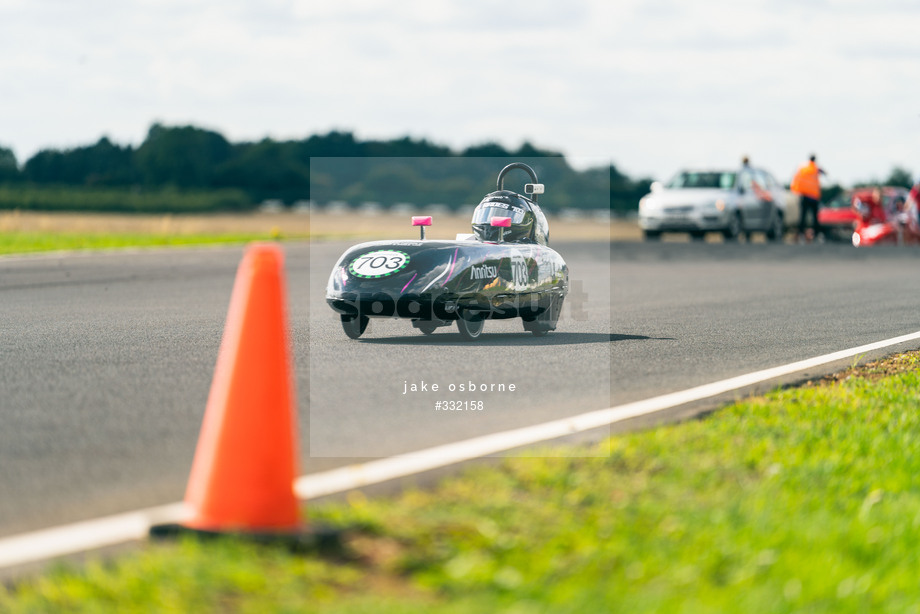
2 240 920 541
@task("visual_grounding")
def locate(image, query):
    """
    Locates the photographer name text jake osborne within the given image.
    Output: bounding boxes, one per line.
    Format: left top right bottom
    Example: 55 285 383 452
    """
403 380 516 394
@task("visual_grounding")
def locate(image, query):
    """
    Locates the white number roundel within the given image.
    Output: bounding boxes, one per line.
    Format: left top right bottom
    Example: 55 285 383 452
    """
349 250 410 278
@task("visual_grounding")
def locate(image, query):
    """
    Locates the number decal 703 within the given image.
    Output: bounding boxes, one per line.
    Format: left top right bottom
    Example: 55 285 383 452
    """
349 250 410 278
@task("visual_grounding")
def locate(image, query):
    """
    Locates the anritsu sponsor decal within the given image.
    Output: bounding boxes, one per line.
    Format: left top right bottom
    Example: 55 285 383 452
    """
471 264 497 280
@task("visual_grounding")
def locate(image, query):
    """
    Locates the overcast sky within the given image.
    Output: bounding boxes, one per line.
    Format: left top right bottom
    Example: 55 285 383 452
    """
2 0 918 186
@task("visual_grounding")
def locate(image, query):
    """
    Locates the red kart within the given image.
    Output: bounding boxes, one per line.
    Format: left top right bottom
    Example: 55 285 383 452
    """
818 186 902 243
817 198 860 242
849 186 920 247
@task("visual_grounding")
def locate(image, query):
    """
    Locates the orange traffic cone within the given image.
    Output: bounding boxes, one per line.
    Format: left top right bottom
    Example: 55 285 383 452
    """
151 243 327 547
183 242 299 532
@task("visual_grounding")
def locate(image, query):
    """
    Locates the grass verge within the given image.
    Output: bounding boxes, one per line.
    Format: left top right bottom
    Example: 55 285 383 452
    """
0 211 311 255
0 232 290 255
3 353 920 612
0 210 624 256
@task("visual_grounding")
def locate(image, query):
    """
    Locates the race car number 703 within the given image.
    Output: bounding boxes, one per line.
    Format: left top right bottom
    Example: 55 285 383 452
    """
349 250 410 278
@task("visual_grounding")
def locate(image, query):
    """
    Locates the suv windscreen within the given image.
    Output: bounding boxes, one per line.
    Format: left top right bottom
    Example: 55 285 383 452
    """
666 171 736 190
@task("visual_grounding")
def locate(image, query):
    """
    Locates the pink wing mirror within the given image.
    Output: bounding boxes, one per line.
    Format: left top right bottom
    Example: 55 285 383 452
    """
490 216 511 242
412 216 432 240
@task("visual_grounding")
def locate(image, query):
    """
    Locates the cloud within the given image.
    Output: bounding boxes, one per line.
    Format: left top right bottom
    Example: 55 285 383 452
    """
0 0 916 184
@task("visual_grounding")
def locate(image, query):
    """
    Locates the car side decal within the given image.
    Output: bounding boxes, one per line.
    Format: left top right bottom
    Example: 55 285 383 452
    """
420 250 458 293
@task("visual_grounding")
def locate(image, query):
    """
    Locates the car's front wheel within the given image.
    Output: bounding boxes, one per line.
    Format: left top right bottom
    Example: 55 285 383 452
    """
643 230 661 241
341 314 369 339
416 321 438 335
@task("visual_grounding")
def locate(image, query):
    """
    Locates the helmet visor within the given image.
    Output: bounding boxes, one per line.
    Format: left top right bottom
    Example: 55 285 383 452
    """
472 204 527 225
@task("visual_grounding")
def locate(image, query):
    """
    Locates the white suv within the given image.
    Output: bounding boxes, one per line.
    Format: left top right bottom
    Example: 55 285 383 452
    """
638 167 791 241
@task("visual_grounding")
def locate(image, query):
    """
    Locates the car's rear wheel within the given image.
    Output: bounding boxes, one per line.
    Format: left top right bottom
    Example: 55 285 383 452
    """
643 230 661 241
522 293 562 337
341 314 369 339
456 312 485 341
690 231 705 241
723 213 742 241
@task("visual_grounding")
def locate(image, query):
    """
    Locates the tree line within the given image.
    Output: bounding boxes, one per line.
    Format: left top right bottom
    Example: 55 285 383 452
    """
0 124 651 213
0 124 913 214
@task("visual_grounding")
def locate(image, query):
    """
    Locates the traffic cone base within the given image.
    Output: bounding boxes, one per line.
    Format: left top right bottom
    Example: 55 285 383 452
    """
149 522 342 554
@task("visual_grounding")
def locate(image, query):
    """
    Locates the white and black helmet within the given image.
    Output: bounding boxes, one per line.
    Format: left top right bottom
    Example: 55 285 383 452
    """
471 191 536 243
471 163 550 245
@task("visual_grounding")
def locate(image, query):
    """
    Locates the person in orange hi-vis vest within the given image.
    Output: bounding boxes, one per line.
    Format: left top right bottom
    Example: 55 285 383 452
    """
790 154 826 243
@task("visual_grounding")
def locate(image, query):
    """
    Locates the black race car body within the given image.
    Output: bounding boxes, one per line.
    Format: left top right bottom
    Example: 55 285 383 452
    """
325 163 569 340
327 238 567 324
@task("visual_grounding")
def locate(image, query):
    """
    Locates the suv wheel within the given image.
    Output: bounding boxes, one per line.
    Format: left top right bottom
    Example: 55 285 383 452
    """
765 210 784 242
723 212 742 242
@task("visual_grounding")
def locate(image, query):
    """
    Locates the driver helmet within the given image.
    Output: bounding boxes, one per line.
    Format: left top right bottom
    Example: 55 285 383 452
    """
471 190 536 243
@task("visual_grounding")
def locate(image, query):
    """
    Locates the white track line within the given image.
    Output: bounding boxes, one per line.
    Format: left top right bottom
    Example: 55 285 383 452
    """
0 503 189 570
2 330 919 571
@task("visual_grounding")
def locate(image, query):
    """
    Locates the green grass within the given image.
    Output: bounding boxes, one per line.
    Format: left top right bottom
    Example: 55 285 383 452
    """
4 355 920 612
0 232 290 255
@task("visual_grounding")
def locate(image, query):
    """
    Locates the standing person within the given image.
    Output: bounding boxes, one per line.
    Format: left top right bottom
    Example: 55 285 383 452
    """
790 154 826 243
